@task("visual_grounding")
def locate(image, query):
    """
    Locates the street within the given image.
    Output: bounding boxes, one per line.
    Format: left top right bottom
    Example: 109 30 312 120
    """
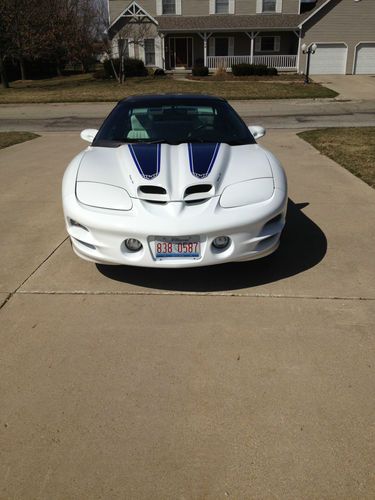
1 97 375 132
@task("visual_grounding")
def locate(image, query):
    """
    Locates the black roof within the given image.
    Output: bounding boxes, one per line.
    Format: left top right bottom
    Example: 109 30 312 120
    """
119 94 227 104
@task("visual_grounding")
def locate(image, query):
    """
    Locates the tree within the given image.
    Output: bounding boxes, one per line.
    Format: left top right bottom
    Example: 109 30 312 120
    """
102 23 153 83
0 0 104 85
0 2 11 87
0 0 42 80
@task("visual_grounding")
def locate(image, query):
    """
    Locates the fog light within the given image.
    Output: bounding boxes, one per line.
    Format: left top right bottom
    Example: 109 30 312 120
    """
212 236 230 250
125 238 143 252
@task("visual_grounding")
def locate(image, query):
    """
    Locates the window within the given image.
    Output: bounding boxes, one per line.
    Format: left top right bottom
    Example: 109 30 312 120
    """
215 0 229 14
118 39 129 58
162 0 175 14
144 39 155 66
215 38 229 56
262 0 276 12
257 36 280 52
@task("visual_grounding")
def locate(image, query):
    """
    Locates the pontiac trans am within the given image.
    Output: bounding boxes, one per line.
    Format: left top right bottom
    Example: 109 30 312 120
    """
62 94 287 267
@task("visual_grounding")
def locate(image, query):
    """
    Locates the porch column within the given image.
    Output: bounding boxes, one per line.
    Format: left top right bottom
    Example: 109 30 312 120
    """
294 29 302 73
160 33 166 70
245 32 259 65
204 35 208 67
198 32 213 68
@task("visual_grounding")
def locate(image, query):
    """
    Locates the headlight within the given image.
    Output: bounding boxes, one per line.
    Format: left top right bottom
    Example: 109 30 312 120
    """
220 178 274 208
76 182 132 211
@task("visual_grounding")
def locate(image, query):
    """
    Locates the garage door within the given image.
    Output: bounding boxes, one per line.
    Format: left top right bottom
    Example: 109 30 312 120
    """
354 43 375 74
309 43 347 75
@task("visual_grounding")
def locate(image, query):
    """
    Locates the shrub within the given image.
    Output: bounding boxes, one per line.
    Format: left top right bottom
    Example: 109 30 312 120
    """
154 68 166 77
214 60 227 77
192 65 209 77
267 67 278 76
103 58 148 78
231 63 277 76
232 63 252 76
92 68 107 79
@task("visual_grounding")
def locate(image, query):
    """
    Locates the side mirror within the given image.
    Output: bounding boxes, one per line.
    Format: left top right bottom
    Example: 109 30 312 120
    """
80 129 98 143
248 125 266 140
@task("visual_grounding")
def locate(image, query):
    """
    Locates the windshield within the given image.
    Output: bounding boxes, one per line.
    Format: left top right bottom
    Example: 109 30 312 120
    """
93 99 256 147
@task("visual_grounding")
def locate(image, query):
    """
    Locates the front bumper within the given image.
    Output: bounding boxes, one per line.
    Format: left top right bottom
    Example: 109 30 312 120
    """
63 190 287 268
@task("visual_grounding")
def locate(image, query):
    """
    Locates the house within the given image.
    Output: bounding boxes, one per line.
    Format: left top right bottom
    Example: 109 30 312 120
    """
107 0 375 75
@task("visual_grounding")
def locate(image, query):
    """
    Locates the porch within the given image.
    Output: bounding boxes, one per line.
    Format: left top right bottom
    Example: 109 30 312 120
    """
207 54 298 71
162 31 300 72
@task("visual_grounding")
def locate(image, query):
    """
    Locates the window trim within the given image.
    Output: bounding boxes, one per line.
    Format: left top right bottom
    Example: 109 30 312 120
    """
256 0 282 14
215 0 229 14
262 0 276 12
144 38 156 66
257 36 281 53
162 0 176 15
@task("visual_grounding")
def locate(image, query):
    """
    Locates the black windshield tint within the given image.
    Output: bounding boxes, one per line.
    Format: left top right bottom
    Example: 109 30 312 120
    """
93 99 255 146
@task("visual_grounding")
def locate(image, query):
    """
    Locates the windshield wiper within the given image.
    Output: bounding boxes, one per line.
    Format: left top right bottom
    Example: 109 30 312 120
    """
123 139 165 145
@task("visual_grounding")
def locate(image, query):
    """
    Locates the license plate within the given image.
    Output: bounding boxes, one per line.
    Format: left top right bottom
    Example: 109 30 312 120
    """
154 237 200 259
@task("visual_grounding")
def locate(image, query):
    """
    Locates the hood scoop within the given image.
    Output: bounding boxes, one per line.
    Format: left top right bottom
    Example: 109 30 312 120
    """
137 185 168 203
184 184 215 203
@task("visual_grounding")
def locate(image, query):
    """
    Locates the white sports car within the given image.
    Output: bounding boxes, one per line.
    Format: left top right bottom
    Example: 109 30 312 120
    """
62 94 287 268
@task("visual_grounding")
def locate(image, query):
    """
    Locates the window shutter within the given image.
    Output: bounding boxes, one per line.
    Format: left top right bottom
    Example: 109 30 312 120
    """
176 0 182 15
156 0 162 15
228 37 234 56
209 0 215 14
229 0 235 14
139 40 145 62
155 36 163 67
129 39 135 58
209 37 215 56
112 39 119 58
255 37 261 52
274 36 280 52
256 0 263 13
276 0 282 13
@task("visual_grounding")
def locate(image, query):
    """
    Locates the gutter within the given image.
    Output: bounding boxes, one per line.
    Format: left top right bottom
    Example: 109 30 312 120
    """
298 0 334 29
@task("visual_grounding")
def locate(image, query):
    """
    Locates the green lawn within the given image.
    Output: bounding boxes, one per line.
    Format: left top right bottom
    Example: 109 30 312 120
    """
0 132 40 150
299 128 375 188
0 73 338 103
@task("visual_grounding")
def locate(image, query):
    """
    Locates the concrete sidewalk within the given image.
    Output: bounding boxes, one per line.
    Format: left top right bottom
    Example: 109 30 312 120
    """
315 75 375 101
1 131 375 498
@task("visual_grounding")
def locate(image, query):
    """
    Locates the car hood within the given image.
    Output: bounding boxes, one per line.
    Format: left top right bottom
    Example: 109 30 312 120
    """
76 143 274 202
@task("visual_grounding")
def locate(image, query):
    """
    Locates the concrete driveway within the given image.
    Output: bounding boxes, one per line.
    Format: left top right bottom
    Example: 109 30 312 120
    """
314 75 375 100
1 131 375 498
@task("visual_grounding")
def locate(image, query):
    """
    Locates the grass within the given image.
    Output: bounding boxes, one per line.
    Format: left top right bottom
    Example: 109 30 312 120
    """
0 131 40 150
298 128 375 188
0 73 338 103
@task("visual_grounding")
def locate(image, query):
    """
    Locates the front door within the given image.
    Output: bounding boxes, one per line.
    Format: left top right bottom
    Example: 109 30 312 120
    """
169 37 193 69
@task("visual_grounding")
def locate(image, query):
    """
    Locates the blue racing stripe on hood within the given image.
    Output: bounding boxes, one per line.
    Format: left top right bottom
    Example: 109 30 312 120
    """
188 143 220 179
128 144 161 180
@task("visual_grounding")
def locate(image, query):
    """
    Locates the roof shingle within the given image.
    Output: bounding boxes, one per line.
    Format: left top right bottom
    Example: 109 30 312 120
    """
156 0 329 32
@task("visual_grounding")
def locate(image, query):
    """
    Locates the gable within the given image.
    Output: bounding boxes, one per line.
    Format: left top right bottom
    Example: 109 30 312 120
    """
108 1 158 38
